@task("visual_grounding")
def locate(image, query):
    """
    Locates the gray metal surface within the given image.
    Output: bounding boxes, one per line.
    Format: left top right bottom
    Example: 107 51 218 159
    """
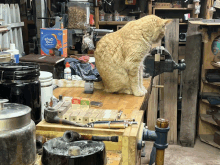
0 102 31 131
0 120 36 164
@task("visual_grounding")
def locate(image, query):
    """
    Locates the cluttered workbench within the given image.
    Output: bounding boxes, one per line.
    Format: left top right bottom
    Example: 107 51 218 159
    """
35 78 152 165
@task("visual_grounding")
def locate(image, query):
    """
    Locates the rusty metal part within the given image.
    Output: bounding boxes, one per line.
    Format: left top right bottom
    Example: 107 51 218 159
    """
63 130 119 142
155 118 169 165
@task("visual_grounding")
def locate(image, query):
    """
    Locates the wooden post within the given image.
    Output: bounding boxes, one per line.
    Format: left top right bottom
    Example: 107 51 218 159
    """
148 0 152 15
147 41 161 130
163 19 179 145
179 19 202 147
206 0 214 19
155 118 169 165
95 7 99 29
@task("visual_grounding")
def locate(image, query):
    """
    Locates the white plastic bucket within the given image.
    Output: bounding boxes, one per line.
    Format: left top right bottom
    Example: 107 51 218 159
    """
39 71 53 119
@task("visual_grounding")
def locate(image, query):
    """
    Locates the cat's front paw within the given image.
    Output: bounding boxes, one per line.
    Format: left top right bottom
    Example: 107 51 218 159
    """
140 86 148 93
133 89 145 97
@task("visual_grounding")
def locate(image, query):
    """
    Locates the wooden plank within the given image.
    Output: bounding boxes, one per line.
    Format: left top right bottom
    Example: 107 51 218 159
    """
147 42 161 130
148 0 152 15
2 4 9 49
95 7 99 29
15 4 24 54
10 4 18 48
200 114 218 126
200 134 220 149
214 131 220 146
53 79 151 112
163 19 179 145
99 21 129 26
129 111 144 165
212 113 220 126
180 19 202 147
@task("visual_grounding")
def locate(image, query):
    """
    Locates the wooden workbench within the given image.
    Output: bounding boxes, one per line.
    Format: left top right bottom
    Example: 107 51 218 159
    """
53 78 152 112
36 78 152 165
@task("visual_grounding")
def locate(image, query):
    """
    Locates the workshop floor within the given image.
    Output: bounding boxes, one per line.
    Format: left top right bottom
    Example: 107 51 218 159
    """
142 138 220 165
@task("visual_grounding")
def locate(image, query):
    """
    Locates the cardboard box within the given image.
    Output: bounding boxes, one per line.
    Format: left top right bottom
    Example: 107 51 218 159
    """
40 28 68 57
80 98 90 110
72 97 81 110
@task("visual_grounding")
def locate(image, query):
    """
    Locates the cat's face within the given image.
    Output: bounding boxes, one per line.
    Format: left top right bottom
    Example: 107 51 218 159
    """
152 19 173 43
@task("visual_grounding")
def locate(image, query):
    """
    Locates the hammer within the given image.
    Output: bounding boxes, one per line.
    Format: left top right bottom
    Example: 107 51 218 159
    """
44 107 87 127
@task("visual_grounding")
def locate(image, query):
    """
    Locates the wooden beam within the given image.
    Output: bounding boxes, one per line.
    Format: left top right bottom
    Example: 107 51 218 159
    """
180 19 202 147
148 0 152 15
95 7 99 29
163 19 179 145
147 41 161 130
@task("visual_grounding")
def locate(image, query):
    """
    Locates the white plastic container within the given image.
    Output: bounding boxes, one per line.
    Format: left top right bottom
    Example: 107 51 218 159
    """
5 43 20 63
64 62 72 80
39 71 53 119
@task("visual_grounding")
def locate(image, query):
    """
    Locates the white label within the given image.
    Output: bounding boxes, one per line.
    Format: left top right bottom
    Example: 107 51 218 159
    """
64 73 71 80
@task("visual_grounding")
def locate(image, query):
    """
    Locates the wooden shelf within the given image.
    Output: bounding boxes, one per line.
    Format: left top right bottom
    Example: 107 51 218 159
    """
200 134 220 149
99 21 129 26
202 78 220 87
201 99 220 108
180 23 188 25
211 62 220 68
200 114 219 126
154 8 193 10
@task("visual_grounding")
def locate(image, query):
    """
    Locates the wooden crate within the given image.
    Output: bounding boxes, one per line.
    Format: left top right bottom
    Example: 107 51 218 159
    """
36 110 145 165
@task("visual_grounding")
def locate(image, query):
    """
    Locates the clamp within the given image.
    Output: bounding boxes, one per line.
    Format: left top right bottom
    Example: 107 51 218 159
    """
144 46 186 78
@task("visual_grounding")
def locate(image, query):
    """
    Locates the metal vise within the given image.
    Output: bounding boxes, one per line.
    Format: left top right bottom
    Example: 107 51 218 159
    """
144 46 186 78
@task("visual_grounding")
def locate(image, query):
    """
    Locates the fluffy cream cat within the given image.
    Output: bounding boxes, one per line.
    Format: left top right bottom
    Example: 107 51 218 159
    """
94 15 172 97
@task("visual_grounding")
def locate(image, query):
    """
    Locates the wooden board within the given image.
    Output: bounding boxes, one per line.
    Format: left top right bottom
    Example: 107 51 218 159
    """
179 19 203 147
35 151 122 165
147 42 161 130
200 114 218 126
163 19 179 145
200 134 220 149
99 21 129 26
53 79 151 113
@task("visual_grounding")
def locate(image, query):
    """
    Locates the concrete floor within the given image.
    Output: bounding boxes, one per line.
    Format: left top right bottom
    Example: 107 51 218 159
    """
141 138 220 165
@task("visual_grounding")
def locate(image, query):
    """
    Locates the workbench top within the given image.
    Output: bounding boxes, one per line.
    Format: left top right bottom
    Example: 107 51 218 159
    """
53 78 152 111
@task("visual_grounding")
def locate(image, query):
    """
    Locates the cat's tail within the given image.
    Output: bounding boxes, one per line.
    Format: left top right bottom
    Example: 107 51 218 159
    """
94 81 104 90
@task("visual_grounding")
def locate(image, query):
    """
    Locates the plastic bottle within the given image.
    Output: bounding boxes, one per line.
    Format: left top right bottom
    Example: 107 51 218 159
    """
5 43 20 63
64 62 71 80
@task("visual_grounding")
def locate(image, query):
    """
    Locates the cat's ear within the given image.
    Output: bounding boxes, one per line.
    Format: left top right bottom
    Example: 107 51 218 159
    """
164 19 173 25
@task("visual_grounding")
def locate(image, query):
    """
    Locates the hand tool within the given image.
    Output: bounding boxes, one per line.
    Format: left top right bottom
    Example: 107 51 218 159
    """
44 107 88 127
63 130 119 142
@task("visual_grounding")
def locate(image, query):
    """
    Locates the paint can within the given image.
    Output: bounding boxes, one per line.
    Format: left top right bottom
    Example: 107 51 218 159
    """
39 71 53 119
0 62 41 124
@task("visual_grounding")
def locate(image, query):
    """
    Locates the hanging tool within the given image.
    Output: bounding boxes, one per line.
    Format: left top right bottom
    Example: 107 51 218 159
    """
179 59 185 100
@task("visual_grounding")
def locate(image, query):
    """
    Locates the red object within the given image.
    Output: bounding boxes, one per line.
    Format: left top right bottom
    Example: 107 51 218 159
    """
79 56 90 63
72 97 81 104
66 62 70 68
90 14 94 26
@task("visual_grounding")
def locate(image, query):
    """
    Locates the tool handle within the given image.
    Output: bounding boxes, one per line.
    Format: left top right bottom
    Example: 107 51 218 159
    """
93 123 127 129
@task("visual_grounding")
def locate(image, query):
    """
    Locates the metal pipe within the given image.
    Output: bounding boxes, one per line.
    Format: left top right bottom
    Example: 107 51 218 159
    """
155 118 169 165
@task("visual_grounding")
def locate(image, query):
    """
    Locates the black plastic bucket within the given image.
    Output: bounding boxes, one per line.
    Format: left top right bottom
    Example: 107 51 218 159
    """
0 62 41 124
